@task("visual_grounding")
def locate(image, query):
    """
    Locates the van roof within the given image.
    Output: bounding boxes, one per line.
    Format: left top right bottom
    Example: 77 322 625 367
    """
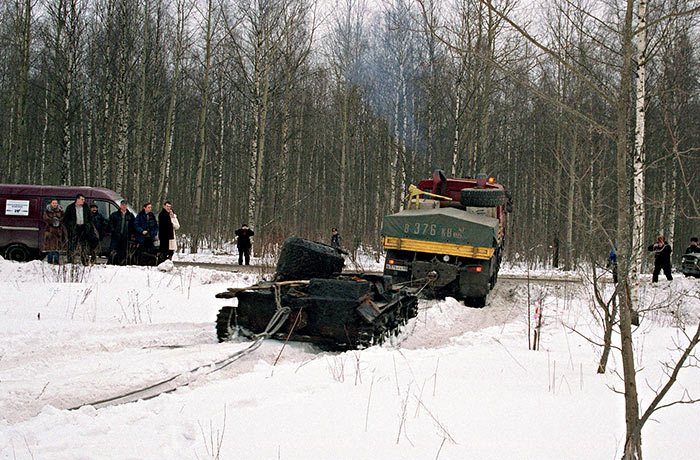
0 184 124 202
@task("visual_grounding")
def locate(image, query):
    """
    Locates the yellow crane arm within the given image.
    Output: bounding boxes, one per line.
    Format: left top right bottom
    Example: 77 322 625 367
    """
405 184 452 209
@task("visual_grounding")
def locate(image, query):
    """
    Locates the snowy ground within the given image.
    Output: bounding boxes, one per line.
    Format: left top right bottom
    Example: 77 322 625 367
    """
0 255 699 459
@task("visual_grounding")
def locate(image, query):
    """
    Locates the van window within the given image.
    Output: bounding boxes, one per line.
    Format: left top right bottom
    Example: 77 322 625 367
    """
93 200 118 219
42 198 74 212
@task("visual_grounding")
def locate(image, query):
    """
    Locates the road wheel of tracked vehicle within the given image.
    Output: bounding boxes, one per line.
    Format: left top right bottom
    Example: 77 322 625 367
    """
216 306 236 342
275 236 345 281
459 188 506 207
464 296 486 308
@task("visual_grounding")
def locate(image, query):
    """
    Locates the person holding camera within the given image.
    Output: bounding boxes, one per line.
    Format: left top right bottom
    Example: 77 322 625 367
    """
648 235 673 282
235 224 254 265
42 199 65 264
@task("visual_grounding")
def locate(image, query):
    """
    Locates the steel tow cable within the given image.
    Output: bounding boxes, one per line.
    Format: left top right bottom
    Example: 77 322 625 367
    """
70 285 291 410
413 278 435 297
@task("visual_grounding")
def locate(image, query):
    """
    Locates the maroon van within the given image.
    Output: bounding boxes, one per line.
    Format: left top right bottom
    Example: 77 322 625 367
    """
0 184 134 261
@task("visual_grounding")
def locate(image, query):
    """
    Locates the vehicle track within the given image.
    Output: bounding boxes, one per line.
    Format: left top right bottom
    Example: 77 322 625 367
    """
0 320 323 422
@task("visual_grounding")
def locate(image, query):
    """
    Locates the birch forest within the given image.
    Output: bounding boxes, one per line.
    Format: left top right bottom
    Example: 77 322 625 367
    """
2 0 699 266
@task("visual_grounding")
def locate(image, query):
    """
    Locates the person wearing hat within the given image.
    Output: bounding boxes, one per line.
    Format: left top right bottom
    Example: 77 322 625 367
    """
685 237 700 254
235 224 254 265
108 199 135 265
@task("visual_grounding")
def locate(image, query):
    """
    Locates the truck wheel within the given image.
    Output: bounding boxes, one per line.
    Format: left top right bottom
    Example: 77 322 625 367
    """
5 244 31 262
460 188 506 207
275 236 345 281
464 296 486 308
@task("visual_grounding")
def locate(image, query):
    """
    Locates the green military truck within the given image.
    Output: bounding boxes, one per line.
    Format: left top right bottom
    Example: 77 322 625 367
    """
381 171 512 307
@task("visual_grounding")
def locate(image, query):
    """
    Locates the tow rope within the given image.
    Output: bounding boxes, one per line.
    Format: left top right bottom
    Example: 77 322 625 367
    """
70 286 291 410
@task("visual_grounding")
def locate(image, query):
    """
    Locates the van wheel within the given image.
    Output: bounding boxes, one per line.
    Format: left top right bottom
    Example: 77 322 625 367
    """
5 244 31 262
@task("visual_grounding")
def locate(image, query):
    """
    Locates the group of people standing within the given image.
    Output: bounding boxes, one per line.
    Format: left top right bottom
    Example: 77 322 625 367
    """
42 195 107 264
609 235 700 284
41 194 180 266
645 235 700 282
44 199 341 266
108 200 180 265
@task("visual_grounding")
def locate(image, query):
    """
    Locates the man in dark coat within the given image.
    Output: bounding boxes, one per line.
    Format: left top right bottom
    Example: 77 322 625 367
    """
158 201 175 261
235 224 254 265
685 237 700 254
134 203 159 262
89 204 108 262
648 235 673 282
331 228 342 250
109 200 135 265
64 193 93 264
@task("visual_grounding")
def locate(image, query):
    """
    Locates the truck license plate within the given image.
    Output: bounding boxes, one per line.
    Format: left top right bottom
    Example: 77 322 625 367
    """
386 263 408 272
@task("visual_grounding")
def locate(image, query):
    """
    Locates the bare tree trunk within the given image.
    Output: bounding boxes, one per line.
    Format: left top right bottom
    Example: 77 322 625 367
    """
61 52 73 186
216 78 225 240
134 0 151 202
451 86 460 177
667 149 677 246
340 80 349 229
13 0 33 183
41 79 49 183
192 0 215 252
597 295 618 373
476 6 496 174
630 0 647 313
157 0 186 205
564 125 577 271
617 1 641 458
552 101 563 268
115 38 129 193
399 75 407 197
422 0 438 169
247 5 272 243
390 87 400 211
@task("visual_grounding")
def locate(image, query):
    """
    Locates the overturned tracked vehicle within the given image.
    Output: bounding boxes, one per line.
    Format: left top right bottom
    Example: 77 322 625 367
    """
215 237 418 350
382 171 512 308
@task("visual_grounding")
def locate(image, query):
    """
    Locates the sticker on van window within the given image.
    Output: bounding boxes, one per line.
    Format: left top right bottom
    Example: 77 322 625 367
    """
5 200 30 216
